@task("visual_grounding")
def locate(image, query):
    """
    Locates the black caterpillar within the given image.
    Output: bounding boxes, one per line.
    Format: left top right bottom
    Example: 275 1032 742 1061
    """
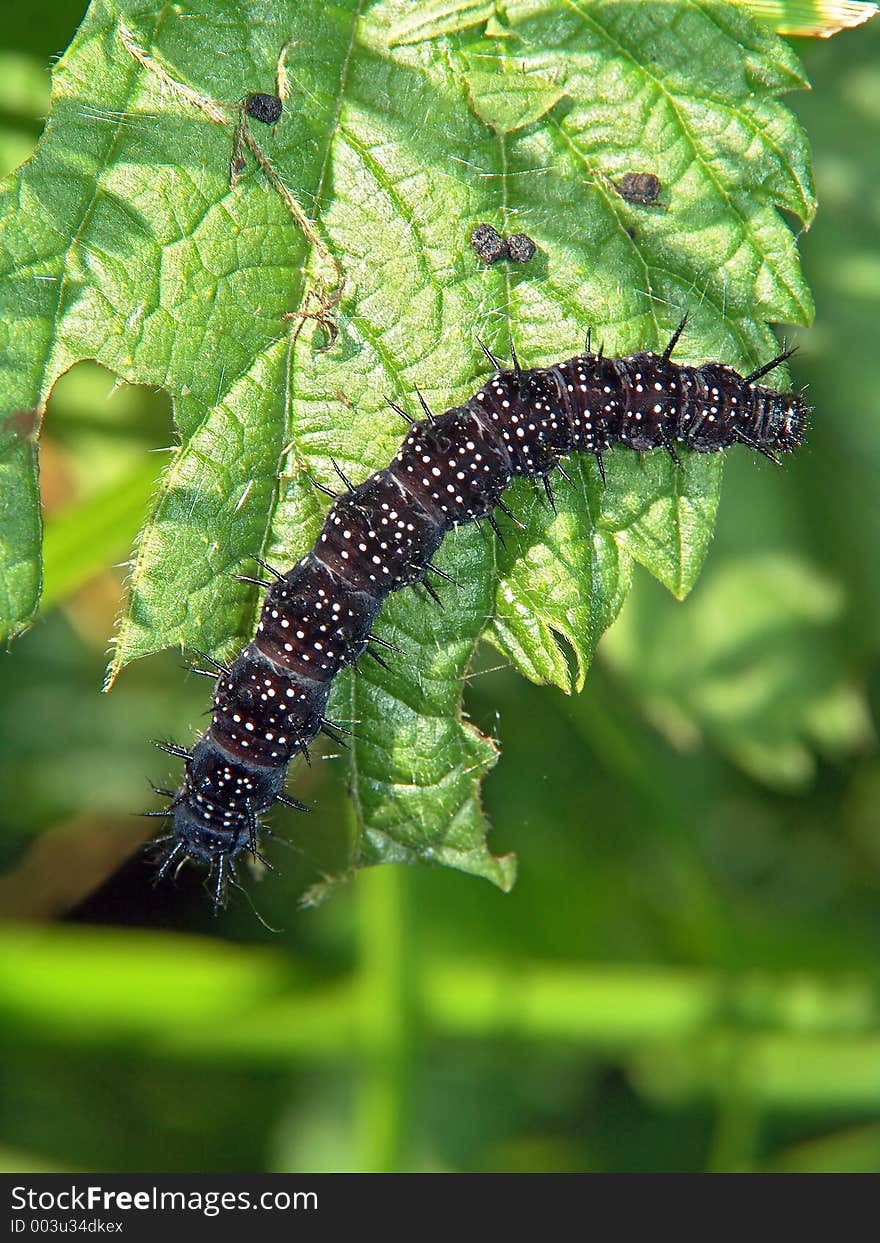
147 320 806 907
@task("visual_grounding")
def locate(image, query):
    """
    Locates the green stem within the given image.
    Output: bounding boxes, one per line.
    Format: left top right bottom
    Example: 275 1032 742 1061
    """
354 862 414 1172
705 1038 761 1172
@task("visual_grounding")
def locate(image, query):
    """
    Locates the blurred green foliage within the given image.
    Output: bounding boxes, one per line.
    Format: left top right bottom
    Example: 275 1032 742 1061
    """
0 0 878 1175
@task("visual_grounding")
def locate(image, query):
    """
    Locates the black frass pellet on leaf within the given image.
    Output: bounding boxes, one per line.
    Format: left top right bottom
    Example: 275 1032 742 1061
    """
506 232 537 264
615 172 662 205
470 223 508 263
246 93 283 125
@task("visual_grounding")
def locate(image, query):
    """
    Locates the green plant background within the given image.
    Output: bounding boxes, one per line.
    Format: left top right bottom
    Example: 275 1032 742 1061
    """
0 0 879 1173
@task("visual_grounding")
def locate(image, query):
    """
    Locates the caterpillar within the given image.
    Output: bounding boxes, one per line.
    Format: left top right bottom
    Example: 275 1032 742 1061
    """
147 319 807 908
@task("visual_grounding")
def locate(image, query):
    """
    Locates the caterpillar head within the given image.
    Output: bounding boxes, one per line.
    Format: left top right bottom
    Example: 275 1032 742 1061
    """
762 390 809 455
150 737 284 909
167 799 253 867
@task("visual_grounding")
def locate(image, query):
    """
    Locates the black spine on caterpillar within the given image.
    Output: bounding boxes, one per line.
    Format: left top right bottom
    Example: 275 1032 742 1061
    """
151 327 807 907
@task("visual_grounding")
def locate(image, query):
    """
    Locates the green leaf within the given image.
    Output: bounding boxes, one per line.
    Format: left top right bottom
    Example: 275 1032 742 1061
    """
0 425 41 644
460 58 566 133
0 0 814 886
487 449 722 694
329 526 515 890
601 553 871 789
